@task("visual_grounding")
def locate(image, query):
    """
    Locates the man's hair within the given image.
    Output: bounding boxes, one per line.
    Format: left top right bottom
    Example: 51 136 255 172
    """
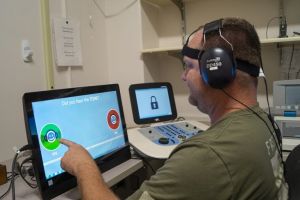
204 17 261 87
204 17 261 68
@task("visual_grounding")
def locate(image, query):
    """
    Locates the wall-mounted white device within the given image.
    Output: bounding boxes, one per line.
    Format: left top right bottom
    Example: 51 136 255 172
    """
21 40 33 63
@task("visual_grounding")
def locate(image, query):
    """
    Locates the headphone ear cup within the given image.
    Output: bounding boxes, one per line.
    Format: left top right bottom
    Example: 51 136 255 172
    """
199 48 236 89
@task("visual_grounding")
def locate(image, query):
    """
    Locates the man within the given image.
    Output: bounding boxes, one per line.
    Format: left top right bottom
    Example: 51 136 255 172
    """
60 18 288 200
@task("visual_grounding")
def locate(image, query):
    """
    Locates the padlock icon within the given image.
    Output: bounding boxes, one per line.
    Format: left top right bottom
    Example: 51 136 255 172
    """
150 96 159 110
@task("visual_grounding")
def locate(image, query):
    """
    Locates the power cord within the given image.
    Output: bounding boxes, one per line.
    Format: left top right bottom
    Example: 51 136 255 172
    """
18 157 37 189
0 179 13 199
175 117 186 121
265 17 283 39
0 144 33 200
140 157 156 176
130 148 156 176
92 0 138 18
287 44 295 80
6 171 19 181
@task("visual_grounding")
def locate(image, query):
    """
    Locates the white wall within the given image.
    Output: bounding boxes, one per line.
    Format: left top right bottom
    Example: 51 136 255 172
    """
0 0 299 161
106 0 144 127
140 0 300 121
50 0 109 88
0 0 110 162
0 0 46 161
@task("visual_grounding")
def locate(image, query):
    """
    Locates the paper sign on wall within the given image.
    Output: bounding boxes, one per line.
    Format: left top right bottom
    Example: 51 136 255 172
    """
52 18 83 67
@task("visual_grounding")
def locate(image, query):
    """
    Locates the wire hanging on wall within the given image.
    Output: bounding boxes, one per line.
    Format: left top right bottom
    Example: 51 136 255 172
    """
92 0 138 18
287 44 295 80
265 16 281 39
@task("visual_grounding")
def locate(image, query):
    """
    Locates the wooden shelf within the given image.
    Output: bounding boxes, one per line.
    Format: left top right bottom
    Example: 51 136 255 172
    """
260 36 300 45
142 47 181 53
142 0 193 7
142 0 172 6
141 37 300 54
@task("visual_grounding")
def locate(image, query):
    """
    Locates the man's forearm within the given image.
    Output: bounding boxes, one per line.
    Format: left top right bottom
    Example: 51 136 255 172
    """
76 163 119 200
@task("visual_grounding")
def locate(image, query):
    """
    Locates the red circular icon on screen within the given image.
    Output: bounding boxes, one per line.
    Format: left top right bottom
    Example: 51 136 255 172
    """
107 109 120 130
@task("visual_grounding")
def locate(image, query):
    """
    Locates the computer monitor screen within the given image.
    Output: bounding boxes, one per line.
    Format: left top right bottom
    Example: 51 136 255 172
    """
129 82 177 124
23 84 131 200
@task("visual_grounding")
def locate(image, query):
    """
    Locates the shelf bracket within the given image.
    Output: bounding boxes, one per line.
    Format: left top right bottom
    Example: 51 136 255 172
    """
171 0 186 45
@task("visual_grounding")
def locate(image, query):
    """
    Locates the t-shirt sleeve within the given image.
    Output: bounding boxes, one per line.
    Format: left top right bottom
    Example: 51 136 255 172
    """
126 143 232 200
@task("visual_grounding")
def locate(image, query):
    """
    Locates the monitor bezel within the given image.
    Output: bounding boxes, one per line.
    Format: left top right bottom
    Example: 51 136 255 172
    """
129 82 177 124
22 84 131 200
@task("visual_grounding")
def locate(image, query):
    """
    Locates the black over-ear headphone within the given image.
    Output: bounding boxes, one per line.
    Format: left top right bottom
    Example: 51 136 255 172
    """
182 19 260 89
199 19 237 89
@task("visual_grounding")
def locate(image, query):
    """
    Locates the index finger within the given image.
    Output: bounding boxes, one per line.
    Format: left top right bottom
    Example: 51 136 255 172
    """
60 138 76 147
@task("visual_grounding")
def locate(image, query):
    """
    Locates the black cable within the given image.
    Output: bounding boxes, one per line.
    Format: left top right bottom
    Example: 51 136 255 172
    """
266 17 281 39
11 152 18 200
19 157 37 188
0 178 13 199
141 157 156 176
221 89 283 162
19 145 33 152
132 153 156 176
259 56 283 152
259 55 271 116
6 172 19 181
262 77 271 116
0 144 33 200
287 44 295 80
175 117 186 121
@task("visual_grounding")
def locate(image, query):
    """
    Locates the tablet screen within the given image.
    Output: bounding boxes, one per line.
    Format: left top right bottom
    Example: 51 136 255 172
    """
31 91 125 179
129 82 177 124
135 87 172 119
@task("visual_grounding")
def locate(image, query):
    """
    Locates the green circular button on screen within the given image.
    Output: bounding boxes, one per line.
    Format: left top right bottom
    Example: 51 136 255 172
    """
40 124 62 150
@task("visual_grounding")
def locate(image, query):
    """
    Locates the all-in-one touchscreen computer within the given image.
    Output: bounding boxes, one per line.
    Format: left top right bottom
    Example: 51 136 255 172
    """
22 84 131 200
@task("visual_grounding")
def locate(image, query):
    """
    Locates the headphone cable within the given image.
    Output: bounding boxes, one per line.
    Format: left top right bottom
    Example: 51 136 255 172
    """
259 56 283 152
221 89 283 162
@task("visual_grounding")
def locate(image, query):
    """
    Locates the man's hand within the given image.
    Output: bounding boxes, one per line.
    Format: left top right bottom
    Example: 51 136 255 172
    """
60 138 96 176
60 139 119 200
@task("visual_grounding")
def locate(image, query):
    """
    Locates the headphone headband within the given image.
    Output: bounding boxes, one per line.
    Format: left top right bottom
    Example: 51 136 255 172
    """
181 45 260 77
203 19 223 35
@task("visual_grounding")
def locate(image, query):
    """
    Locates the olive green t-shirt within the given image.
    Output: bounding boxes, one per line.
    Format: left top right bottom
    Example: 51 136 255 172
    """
127 105 288 200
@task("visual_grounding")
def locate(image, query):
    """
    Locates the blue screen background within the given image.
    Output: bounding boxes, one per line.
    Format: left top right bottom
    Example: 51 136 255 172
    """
135 87 172 119
31 91 126 180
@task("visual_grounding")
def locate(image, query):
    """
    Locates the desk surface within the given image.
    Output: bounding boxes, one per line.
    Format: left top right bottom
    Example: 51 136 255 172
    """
283 138 300 151
0 159 143 200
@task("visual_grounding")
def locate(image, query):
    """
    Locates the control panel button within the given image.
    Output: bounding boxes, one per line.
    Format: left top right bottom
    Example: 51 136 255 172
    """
158 137 169 144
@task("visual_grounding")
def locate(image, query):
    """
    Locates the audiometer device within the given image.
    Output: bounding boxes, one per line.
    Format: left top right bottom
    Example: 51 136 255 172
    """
129 82 177 124
272 79 300 117
271 79 300 140
128 82 209 159
23 84 131 200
